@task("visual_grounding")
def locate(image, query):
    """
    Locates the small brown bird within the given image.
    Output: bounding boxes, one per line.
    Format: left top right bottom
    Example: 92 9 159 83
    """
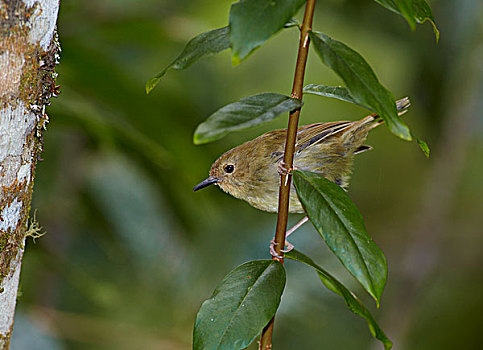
194 98 410 214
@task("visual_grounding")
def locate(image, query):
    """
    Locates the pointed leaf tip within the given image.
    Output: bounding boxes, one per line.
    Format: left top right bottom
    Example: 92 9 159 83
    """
286 250 393 349
146 26 230 93
374 0 440 41
293 170 388 304
415 136 430 158
145 75 164 94
308 31 412 141
193 93 303 144
231 54 241 67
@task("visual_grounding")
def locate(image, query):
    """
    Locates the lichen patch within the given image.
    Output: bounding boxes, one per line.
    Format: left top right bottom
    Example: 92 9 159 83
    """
16 161 31 185
0 103 36 164
24 0 59 50
0 199 22 232
0 251 23 334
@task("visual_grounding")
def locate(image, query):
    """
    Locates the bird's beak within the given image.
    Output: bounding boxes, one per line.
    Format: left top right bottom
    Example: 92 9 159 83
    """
193 176 219 192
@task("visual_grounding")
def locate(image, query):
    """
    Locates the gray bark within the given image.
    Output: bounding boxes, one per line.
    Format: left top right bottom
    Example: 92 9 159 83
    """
0 0 60 347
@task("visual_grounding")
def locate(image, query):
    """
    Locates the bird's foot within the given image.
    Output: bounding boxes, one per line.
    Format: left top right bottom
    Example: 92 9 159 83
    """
269 239 295 259
278 161 294 176
278 161 297 186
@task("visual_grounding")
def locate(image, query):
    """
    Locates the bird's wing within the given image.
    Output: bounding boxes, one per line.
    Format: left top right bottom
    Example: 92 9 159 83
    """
295 121 353 154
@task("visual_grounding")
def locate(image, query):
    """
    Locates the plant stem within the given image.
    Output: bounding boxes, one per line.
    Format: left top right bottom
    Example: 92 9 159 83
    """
273 0 316 260
259 0 316 348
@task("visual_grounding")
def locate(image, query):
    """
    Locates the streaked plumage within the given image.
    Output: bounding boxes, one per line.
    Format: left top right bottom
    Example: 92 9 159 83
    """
194 98 410 213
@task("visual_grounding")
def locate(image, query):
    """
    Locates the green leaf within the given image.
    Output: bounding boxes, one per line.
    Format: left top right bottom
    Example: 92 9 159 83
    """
193 93 303 144
309 31 412 141
374 0 399 12
193 260 286 350
398 0 417 30
286 250 393 350
374 0 439 41
146 27 230 93
229 0 306 64
415 135 430 158
413 0 440 41
303 86 411 118
293 170 387 305
374 0 415 29
303 84 369 108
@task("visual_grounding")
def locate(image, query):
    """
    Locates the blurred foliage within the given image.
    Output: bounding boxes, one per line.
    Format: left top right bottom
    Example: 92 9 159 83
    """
11 0 482 349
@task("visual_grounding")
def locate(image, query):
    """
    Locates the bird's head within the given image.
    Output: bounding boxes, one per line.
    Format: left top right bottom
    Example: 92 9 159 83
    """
193 145 252 198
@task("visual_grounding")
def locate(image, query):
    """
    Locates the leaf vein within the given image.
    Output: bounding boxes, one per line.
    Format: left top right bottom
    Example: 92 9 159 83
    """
215 262 274 348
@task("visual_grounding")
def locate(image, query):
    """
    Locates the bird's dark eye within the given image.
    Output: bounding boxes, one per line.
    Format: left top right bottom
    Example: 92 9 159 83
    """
224 164 235 173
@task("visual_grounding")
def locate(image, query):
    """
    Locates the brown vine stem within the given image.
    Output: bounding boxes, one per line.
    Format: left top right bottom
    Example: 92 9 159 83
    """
259 0 316 349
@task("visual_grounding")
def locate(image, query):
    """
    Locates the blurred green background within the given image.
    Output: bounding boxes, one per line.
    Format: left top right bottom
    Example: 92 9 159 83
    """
11 0 483 349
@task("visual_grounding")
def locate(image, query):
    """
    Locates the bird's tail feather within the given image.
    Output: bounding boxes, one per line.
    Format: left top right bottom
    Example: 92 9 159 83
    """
343 97 411 153
395 96 411 116
362 97 411 130
376 96 411 120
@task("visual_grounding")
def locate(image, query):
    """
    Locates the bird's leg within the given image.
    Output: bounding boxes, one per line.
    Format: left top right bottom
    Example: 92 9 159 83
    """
286 215 309 238
270 216 309 258
277 160 292 176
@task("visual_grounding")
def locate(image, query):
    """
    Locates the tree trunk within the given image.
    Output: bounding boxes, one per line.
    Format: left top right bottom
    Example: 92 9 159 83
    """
0 0 60 347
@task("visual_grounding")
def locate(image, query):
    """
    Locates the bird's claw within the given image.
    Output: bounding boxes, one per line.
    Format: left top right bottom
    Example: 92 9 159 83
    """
278 161 293 176
278 161 297 186
269 244 283 259
269 239 295 259
283 240 294 252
